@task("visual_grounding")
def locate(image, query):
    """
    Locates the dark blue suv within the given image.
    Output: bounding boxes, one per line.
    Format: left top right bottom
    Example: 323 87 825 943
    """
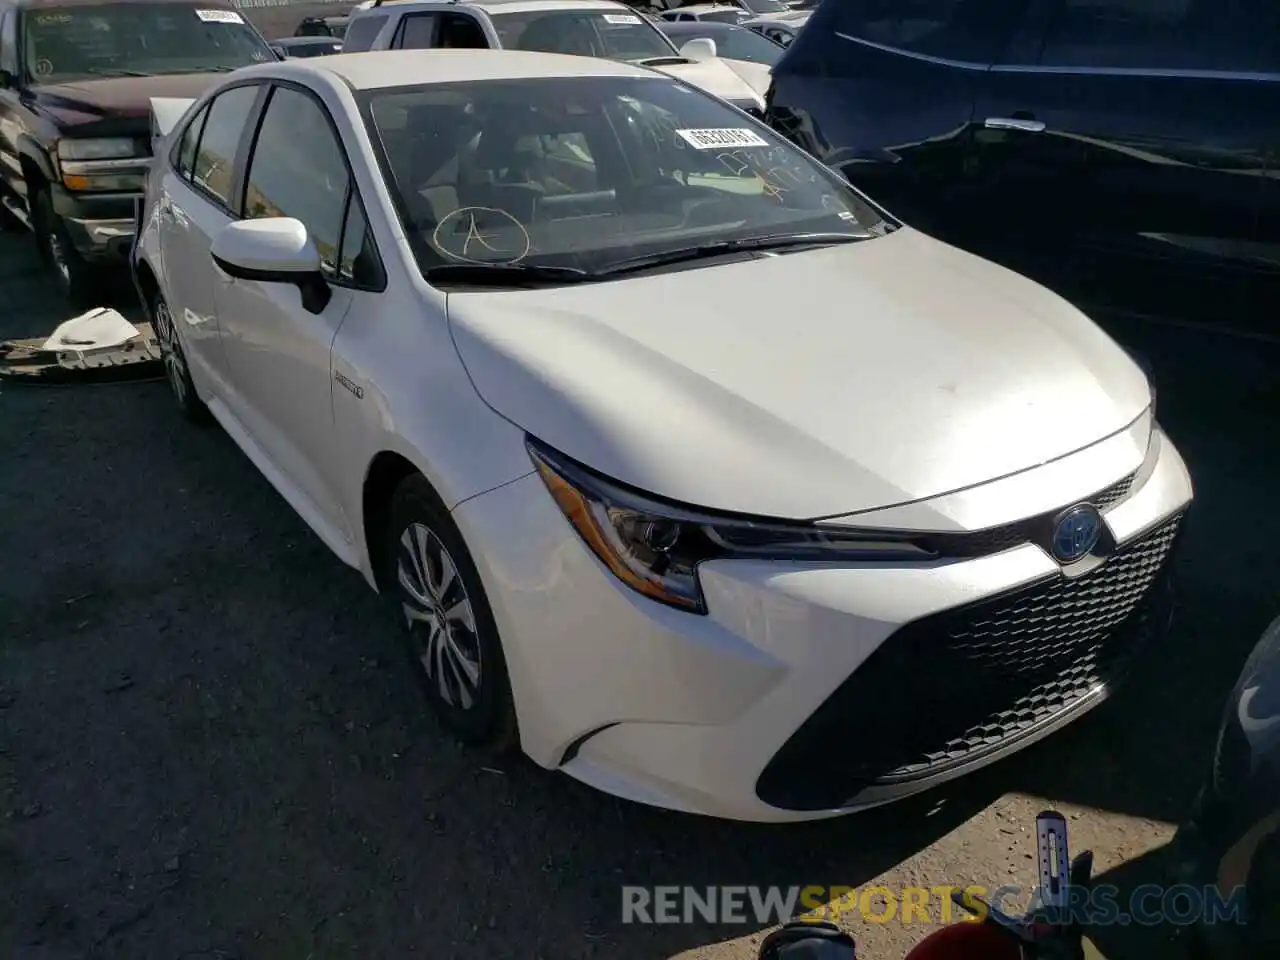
764 0 1280 333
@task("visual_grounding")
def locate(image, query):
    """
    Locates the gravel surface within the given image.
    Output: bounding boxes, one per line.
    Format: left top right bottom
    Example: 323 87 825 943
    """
1 216 1278 960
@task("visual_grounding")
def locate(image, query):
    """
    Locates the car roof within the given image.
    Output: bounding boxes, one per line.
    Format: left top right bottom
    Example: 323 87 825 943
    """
667 4 741 14
275 35 343 45
14 0 236 7
657 19 740 33
363 0 632 12
263 47 658 89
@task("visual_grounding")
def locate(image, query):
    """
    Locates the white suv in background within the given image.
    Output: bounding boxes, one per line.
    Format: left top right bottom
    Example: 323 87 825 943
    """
342 0 767 114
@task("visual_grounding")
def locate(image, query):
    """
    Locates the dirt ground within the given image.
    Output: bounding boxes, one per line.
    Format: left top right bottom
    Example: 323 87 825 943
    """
2 196 1279 955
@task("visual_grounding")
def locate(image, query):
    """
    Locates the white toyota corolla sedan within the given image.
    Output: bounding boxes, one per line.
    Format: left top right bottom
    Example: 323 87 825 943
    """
133 49 1193 822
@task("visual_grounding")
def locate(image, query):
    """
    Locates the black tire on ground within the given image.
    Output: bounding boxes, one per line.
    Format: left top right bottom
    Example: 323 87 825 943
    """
386 474 517 751
32 188 103 308
151 290 211 423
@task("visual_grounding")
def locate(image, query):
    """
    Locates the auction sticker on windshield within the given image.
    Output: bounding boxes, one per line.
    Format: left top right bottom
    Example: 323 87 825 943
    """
676 128 769 150
604 13 641 23
195 9 244 23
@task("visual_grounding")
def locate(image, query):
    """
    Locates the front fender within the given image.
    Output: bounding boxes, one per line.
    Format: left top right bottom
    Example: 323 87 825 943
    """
16 134 55 184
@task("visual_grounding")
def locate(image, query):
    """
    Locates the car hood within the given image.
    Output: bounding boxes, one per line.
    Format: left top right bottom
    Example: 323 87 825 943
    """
446 228 1152 520
31 73 228 126
719 58 772 97
645 57 764 107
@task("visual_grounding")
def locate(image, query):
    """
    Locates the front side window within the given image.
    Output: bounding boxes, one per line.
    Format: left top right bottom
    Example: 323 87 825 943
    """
191 84 259 208
835 0 1019 65
1 9 17 74
364 76 888 278
20 3 274 84
242 86 349 277
490 10 676 60
343 12 388 51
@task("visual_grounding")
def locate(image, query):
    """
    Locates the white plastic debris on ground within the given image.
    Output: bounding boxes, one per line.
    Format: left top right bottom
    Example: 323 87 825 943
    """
41 308 140 353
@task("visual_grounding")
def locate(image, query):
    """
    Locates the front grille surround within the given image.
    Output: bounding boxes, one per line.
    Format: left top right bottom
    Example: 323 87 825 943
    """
756 511 1184 812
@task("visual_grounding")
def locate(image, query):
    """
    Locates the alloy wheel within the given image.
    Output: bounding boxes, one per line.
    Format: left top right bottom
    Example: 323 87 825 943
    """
154 299 189 407
396 521 483 710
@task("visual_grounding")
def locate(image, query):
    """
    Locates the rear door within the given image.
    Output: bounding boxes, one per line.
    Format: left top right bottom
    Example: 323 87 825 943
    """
765 0 1027 234
158 82 264 389
970 0 1278 321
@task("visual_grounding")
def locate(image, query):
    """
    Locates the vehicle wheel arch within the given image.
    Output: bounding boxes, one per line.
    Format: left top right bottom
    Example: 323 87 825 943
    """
17 139 54 188
362 448 444 593
134 256 161 319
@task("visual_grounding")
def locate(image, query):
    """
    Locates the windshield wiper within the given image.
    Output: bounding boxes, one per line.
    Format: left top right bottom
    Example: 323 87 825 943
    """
424 263 592 287
595 232 868 277
80 69 152 77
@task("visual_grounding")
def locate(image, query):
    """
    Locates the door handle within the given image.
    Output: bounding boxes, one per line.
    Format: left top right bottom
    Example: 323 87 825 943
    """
985 116 1046 133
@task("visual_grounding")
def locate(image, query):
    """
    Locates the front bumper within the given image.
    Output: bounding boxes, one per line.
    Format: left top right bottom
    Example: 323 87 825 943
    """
50 185 143 261
453 426 1193 822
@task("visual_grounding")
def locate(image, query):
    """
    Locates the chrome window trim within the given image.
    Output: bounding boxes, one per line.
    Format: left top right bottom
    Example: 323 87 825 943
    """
834 30 1280 83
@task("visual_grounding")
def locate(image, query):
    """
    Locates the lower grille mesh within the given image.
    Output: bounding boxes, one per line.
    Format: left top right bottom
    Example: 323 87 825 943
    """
757 513 1183 811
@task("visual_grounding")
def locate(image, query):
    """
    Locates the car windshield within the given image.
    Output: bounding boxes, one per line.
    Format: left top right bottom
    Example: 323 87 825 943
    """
675 24 782 63
365 76 888 278
21 2 274 82
740 0 785 12
698 8 750 23
489 9 676 60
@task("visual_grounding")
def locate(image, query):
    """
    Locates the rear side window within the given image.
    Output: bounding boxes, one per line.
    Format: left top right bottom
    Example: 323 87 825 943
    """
1038 0 1280 73
835 0 1021 64
191 84 259 209
343 12 389 50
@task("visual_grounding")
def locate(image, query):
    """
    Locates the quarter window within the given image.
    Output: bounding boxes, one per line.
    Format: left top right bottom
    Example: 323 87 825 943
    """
835 0 1021 64
174 104 209 179
191 84 258 208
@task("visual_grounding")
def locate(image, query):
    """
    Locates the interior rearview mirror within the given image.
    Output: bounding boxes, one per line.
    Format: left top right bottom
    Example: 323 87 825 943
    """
210 217 331 314
680 38 717 61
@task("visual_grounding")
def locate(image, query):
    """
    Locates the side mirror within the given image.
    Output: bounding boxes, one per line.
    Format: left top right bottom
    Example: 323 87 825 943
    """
211 217 331 314
680 37 717 61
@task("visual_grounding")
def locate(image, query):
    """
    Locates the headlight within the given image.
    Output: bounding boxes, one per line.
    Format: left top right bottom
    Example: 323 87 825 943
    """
527 438 937 614
57 137 139 161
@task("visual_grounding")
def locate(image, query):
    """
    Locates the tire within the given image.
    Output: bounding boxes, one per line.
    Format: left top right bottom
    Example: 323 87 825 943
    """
32 188 102 308
386 474 517 751
152 291 210 423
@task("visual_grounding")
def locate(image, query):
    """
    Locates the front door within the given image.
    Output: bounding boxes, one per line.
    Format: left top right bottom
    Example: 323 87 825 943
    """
213 82 368 540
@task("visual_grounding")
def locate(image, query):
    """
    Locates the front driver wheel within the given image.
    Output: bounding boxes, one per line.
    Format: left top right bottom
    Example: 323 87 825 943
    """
387 474 517 750
33 189 102 308
152 292 209 423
